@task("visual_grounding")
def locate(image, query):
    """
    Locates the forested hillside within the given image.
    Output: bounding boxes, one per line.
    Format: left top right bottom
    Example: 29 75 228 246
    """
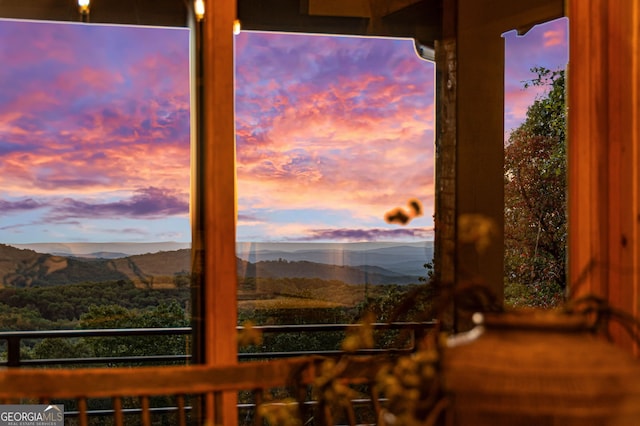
239 258 420 285
0 244 191 288
1 244 421 289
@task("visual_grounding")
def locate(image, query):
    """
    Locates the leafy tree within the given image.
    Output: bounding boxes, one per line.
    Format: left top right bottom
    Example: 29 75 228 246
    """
79 302 189 364
0 303 59 330
33 338 94 360
504 67 566 308
0 280 190 325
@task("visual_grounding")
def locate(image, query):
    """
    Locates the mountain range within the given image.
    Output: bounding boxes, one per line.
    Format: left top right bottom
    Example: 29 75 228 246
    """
0 242 432 288
9 242 191 259
236 242 432 276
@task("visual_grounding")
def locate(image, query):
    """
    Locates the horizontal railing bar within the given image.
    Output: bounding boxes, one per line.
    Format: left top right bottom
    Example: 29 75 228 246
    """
16 354 192 367
0 327 192 339
248 321 436 333
0 321 435 367
0 321 435 340
66 397 388 418
0 348 412 368
239 397 389 409
239 347 414 359
66 398 389 418
64 405 192 417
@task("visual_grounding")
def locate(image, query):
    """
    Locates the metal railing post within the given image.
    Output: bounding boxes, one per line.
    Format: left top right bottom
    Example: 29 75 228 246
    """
6 336 20 367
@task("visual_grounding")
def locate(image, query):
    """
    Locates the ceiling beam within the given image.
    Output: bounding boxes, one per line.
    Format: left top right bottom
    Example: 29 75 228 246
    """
307 0 424 18
307 0 371 18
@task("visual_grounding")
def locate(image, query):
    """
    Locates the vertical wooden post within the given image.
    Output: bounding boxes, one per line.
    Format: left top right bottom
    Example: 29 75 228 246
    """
568 0 640 354
192 0 239 423
434 0 457 331
455 0 507 302
434 0 457 288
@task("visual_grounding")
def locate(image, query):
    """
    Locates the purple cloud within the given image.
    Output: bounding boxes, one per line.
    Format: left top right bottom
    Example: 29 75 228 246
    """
0 198 43 212
49 187 188 221
301 228 433 242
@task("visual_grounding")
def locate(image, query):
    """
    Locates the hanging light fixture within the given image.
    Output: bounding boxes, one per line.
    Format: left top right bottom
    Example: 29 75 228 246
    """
194 0 205 21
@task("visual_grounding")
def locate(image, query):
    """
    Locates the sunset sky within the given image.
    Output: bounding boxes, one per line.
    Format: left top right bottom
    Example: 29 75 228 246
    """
0 17 567 245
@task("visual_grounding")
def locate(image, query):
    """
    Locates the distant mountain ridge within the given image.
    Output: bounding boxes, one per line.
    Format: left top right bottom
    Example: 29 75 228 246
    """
0 242 429 288
237 242 433 276
9 242 191 258
238 258 421 285
0 244 191 288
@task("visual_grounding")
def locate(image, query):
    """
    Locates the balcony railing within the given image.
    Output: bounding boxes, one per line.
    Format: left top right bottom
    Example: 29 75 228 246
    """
0 356 388 426
0 321 436 368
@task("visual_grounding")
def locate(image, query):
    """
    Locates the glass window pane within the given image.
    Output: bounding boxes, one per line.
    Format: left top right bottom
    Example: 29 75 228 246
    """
235 32 435 349
0 18 191 365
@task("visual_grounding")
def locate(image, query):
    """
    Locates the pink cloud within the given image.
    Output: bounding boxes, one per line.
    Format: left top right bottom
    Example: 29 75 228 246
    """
543 29 564 47
504 84 546 133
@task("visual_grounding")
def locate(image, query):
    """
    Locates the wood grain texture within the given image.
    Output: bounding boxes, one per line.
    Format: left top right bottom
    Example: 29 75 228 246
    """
568 0 640 354
195 0 239 422
0 357 384 425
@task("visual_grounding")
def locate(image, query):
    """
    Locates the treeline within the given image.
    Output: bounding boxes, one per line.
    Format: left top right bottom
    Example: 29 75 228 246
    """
0 277 434 364
0 280 190 329
0 278 433 331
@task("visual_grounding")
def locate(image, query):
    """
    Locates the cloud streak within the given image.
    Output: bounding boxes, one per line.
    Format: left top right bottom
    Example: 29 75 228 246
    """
0 198 43 213
49 187 188 221
301 227 434 242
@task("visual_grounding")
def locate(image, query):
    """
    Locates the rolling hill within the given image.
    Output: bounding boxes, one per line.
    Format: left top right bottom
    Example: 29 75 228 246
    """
238 258 421 285
0 244 423 288
236 242 433 276
0 244 190 288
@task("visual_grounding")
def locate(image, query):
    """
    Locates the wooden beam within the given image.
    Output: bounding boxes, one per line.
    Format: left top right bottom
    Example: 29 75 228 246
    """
455 0 506 304
0 360 315 400
456 0 563 34
308 0 424 18
191 0 239 422
382 0 426 16
308 0 425 18
568 0 640 354
434 0 457 294
200 0 238 366
308 0 371 18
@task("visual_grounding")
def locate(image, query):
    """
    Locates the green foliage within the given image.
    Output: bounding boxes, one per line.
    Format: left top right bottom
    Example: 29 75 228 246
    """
504 67 566 308
0 303 64 330
237 281 426 356
0 282 190 365
33 338 94 360
0 280 190 326
504 280 564 309
173 271 190 288
79 302 189 363
0 273 424 364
